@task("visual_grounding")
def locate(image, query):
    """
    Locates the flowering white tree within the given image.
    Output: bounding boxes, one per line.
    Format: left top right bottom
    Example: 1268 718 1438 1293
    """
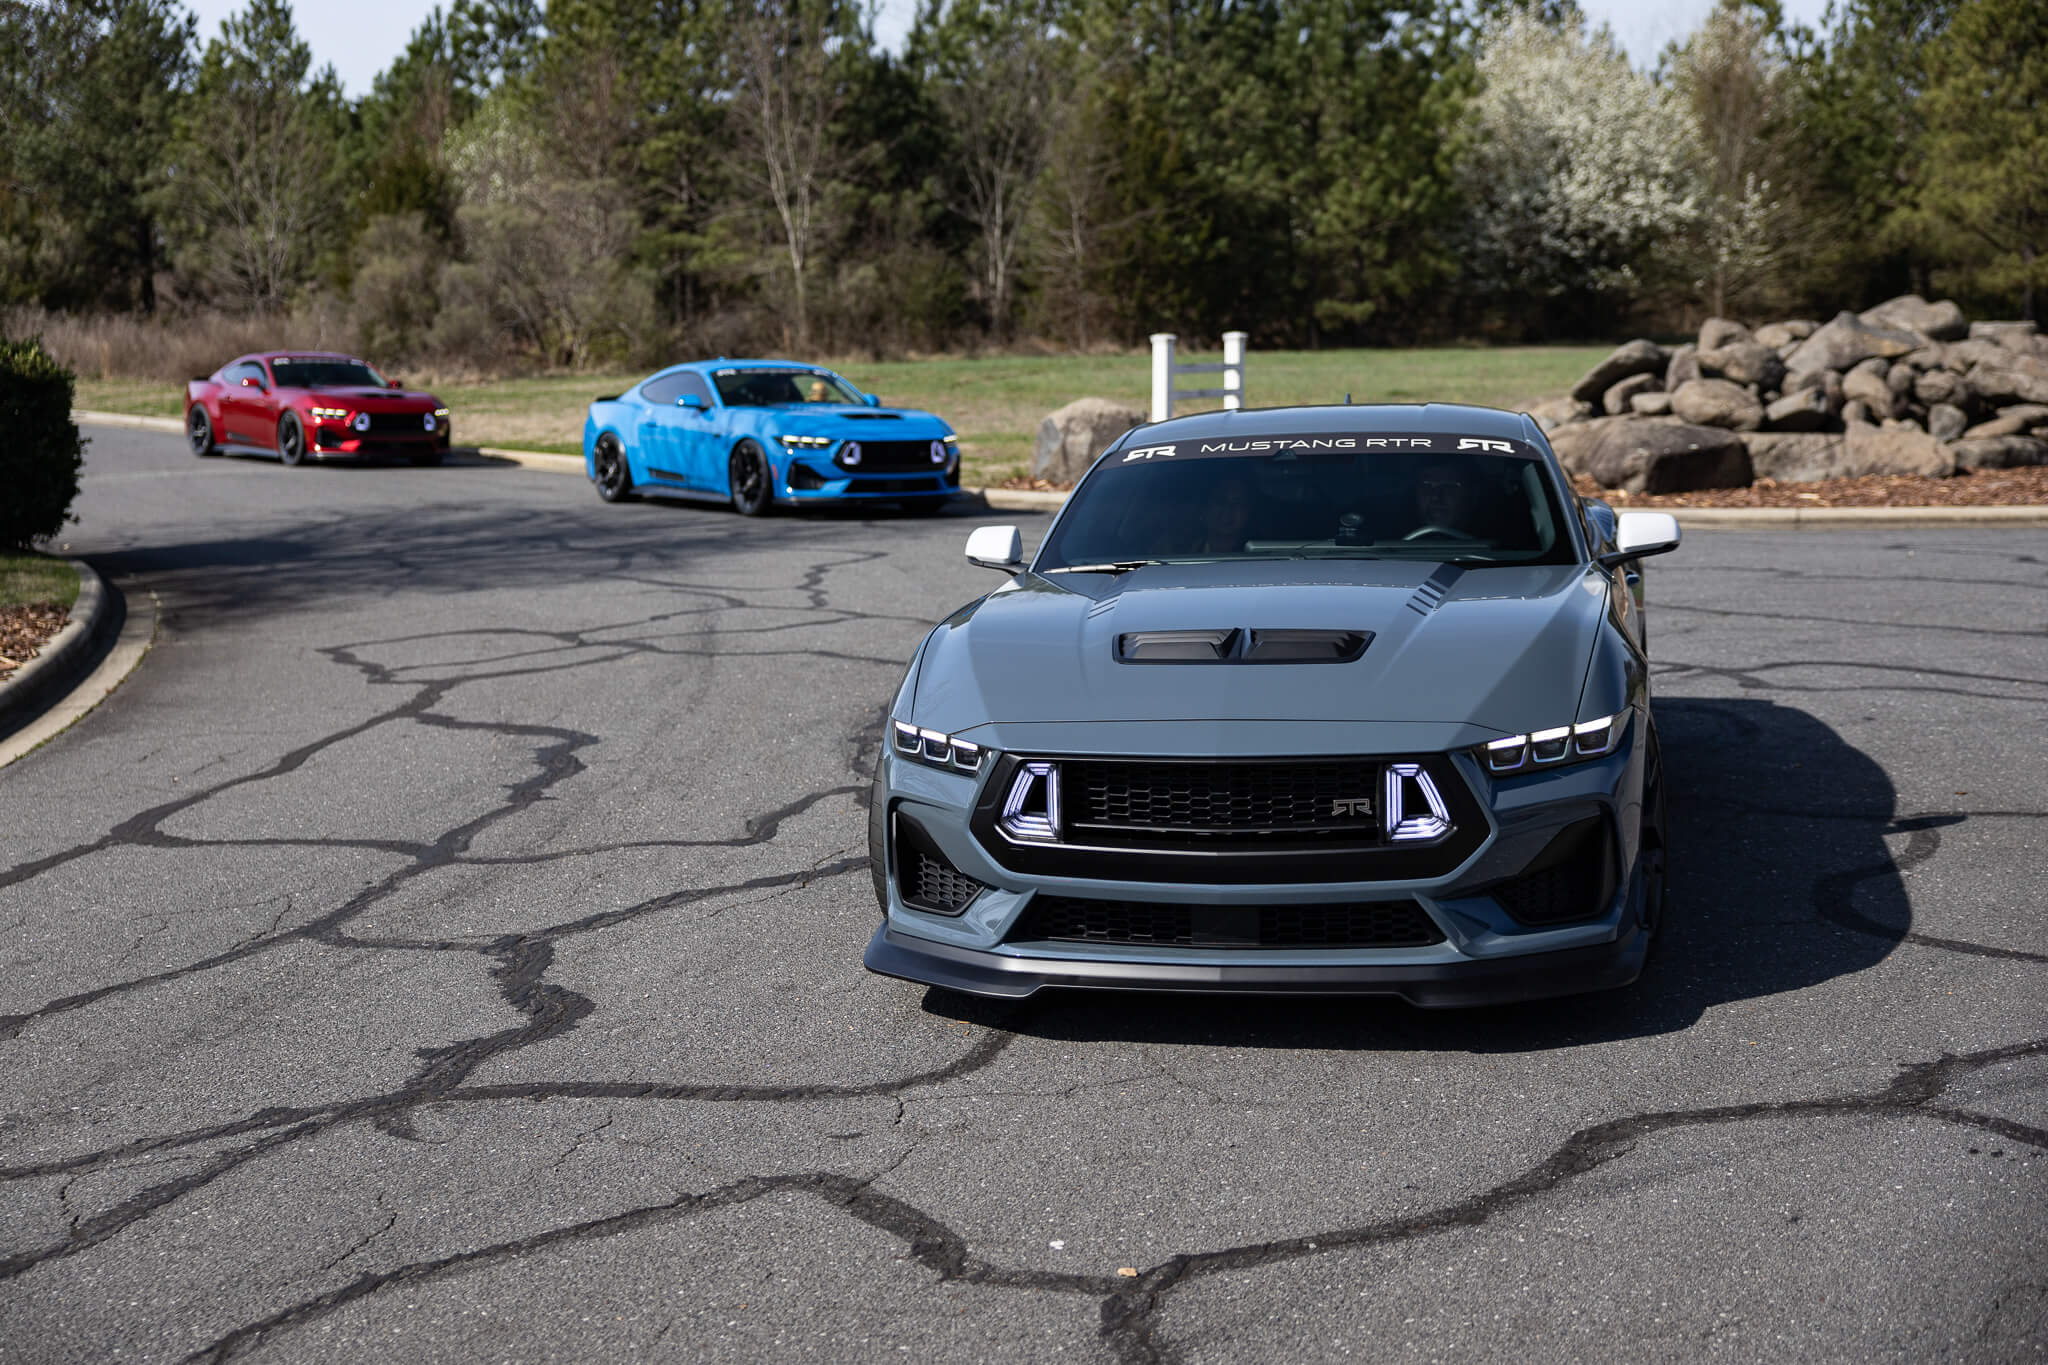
1457 12 1698 310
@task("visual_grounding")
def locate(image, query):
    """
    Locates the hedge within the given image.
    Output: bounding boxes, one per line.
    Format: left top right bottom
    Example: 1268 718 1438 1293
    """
0 337 84 550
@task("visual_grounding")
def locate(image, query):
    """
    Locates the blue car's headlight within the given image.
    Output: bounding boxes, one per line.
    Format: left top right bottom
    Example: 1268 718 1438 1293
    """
1480 711 1627 776
892 720 982 774
778 434 832 448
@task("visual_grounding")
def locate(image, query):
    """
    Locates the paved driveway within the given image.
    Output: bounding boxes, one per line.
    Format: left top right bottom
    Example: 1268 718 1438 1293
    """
1 428 2042 1363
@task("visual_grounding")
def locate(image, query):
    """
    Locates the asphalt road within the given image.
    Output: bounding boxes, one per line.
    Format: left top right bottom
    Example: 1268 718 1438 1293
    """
1 427 2043 1364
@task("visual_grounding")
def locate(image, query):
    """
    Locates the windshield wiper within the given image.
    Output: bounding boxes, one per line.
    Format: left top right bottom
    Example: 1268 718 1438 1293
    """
1043 559 1165 575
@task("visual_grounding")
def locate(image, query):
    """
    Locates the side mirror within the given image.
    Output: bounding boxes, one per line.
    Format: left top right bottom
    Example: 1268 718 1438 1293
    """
389 378 404 389
863 392 881 407
678 393 705 409
965 524 1024 573
1598 511 1681 566
239 375 263 389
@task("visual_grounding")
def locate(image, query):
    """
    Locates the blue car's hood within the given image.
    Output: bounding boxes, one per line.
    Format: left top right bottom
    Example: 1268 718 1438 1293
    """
912 560 1607 738
769 405 949 437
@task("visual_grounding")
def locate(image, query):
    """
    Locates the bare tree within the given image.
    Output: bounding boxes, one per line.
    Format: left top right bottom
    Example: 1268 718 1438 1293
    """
726 1 851 350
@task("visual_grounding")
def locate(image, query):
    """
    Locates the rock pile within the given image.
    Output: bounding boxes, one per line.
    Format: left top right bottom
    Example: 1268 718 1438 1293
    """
1537 298 2048 493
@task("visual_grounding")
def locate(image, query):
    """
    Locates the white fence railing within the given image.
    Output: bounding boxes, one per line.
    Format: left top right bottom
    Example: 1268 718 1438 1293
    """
1149 331 1247 423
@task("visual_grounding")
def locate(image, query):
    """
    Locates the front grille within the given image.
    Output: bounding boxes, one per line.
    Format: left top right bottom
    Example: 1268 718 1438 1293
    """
1491 817 1615 925
1066 758 1382 844
845 439 948 472
851 475 943 493
1010 896 1444 948
364 411 433 438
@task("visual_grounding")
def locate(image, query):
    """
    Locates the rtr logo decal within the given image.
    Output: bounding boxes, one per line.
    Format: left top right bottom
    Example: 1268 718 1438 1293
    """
1457 438 1514 453
1122 444 1178 461
1330 797 1372 817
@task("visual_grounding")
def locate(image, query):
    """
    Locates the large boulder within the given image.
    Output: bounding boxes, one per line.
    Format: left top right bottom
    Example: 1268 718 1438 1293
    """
1664 343 1701 391
1859 294 1968 342
1961 404 2048 439
1947 435 2048 470
1970 320 2039 341
1753 320 1818 348
1745 433 1847 483
1842 419 1955 478
1630 390 1673 416
1784 310 1924 375
1914 368 1969 408
1549 417 1751 494
1698 317 1752 351
1670 378 1764 431
1966 362 2048 407
1698 342 1786 389
1927 403 1968 442
1945 338 2014 371
1032 397 1145 483
1764 387 1832 431
1569 339 1667 403
1603 372 1661 415
1527 395 1594 431
1841 362 1898 419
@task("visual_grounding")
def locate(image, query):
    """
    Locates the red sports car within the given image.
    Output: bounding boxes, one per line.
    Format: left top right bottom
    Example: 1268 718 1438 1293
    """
184 352 452 466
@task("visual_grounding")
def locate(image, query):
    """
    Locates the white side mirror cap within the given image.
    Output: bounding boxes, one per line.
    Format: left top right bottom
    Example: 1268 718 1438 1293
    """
965 524 1024 572
1613 510 1681 559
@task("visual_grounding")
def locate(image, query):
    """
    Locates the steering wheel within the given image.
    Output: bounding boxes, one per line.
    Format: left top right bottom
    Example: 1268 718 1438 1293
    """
1402 524 1474 542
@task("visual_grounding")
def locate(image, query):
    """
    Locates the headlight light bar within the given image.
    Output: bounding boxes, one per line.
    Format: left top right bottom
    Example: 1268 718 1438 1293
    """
778 435 833 448
892 720 982 773
1483 712 1626 775
311 406 349 420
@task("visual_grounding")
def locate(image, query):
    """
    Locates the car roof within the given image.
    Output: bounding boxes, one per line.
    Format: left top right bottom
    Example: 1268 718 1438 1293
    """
254 351 365 366
671 358 839 374
1129 402 1543 446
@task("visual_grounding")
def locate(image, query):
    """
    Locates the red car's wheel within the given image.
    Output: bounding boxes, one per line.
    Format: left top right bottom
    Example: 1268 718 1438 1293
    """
187 407 218 457
277 413 307 467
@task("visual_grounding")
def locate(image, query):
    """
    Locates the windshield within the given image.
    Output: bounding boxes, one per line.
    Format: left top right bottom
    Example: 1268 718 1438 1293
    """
712 367 863 407
270 358 387 389
1036 433 1577 570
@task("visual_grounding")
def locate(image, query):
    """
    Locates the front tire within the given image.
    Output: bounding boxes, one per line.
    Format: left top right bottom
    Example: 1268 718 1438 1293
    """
277 413 307 467
187 407 218 457
593 434 634 502
728 440 773 517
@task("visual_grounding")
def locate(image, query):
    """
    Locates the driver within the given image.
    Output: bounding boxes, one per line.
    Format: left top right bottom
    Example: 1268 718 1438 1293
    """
807 379 832 402
1188 472 1255 554
1410 457 1480 539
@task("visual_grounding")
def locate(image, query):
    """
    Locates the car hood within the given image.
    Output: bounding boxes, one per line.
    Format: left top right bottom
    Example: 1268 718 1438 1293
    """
912 559 1608 738
295 387 440 406
770 405 949 437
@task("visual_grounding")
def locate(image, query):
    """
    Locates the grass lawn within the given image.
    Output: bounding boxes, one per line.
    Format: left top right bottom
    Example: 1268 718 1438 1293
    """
76 344 1608 484
0 552 81 609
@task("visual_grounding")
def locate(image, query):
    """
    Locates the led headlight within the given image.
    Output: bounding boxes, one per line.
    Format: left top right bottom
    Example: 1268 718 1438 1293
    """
892 720 982 774
777 434 832 448
1481 711 1627 776
310 406 348 420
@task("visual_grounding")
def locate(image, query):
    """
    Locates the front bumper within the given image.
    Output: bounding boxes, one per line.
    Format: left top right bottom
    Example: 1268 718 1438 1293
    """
778 459 959 503
865 916 1646 1007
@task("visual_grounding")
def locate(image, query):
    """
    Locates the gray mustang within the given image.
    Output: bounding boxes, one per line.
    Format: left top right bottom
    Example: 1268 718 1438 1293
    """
865 403 1681 1006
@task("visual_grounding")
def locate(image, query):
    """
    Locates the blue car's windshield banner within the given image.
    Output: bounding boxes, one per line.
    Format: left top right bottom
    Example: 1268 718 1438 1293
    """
1115 434 1539 463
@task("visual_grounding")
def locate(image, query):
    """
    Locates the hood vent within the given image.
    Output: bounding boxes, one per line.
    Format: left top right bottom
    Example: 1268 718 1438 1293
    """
1117 628 1370 665
1406 564 1465 617
843 412 900 420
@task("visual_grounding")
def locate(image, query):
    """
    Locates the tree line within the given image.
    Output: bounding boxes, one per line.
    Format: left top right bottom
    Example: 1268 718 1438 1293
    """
1 0 2041 370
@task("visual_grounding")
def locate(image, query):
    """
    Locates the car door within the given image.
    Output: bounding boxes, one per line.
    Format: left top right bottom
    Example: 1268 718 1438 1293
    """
671 373 720 489
633 373 694 487
220 361 270 445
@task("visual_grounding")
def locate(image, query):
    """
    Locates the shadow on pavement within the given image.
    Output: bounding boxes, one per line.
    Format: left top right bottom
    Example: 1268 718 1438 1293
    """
930 698 1910 1052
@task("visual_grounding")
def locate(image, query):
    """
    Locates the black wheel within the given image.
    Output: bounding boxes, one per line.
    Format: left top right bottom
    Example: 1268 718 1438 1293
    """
593 434 634 502
187 406 218 457
728 440 774 516
277 413 307 467
410 448 445 467
897 497 951 516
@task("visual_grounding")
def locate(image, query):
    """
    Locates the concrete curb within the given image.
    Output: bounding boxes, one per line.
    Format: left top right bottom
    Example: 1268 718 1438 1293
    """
68 414 2048 526
0 572 157 770
0 560 119 740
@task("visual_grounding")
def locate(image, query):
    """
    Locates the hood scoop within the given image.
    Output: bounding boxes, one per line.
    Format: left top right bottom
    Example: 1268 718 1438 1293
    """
1117 628 1372 665
843 412 900 420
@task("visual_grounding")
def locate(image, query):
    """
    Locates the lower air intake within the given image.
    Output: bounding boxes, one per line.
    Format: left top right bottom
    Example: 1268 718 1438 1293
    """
894 815 984 915
1009 897 1444 949
1491 817 1616 925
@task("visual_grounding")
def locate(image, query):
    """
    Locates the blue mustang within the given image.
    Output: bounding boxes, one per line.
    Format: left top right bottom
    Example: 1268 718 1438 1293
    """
582 360 961 515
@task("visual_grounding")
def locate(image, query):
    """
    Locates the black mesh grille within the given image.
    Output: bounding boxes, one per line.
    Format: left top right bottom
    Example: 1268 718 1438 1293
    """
1066 759 1382 843
894 815 984 915
364 411 433 437
1491 818 1615 925
851 475 944 493
845 439 948 472
1010 897 1443 948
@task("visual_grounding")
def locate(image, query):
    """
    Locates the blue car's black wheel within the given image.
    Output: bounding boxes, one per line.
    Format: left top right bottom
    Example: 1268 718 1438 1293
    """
593 434 634 502
728 440 773 517
276 413 306 467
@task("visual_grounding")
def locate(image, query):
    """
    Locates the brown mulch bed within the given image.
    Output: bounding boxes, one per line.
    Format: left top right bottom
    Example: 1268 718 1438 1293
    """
0 604 69 682
1000 464 2048 509
1568 464 2048 509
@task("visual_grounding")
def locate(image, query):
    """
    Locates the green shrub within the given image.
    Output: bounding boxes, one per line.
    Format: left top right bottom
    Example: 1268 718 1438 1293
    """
0 337 85 549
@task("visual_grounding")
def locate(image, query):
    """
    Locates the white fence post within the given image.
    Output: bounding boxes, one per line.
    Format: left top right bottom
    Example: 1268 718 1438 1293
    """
1221 331 1246 410
1150 333 1176 423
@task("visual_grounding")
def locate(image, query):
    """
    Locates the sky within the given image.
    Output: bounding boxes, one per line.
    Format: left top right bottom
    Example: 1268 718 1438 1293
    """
181 0 1837 100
